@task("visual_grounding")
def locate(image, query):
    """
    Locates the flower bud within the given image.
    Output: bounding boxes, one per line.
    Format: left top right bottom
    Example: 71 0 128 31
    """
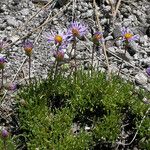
53 50 64 62
23 40 33 56
0 56 6 69
5 83 18 91
92 32 103 45
1 129 9 139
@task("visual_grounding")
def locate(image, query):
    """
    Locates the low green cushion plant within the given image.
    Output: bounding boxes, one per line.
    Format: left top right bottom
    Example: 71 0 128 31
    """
14 71 149 149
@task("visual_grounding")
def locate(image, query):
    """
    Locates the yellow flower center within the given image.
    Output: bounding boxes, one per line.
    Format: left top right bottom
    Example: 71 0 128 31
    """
72 28 79 37
124 33 133 40
54 35 63 44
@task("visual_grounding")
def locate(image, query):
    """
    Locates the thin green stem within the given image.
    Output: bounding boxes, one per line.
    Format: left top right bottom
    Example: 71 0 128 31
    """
73 37 77 82
91 44 95 75
54 60 58 78
29 55 31 83
1 68 4 88
73 38 77 72
118 42 128 76
3 140 7 150
54 45 60 78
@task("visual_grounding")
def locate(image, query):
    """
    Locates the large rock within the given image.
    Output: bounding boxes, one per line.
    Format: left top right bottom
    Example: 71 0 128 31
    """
135 72 148 85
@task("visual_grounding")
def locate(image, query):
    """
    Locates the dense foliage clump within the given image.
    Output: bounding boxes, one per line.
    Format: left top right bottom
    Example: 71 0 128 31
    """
12 71 150 149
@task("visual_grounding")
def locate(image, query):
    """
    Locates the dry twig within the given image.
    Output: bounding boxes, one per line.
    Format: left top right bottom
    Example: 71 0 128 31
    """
113 0 122 19
116 107 150 146
93 0 111 78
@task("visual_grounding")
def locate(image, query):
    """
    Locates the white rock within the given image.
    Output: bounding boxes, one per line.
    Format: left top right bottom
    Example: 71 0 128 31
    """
139 37 145 44
77 5 82 11
135 73 148 85
109 64 118 73
85 126 90 131
115 40 122 47
143 35 148 41
81 2 88 8
123 19 131 27
101 18 107 25
104 5 111 11
6 26 12 31
64 54 69 59
10 35 20 43
21 8 29 16
105 36 113 41
86 10 93 18
6 15 18 27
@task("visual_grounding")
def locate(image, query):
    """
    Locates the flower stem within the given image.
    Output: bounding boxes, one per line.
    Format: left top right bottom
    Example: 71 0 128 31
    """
29 55 31 83
54 46 60 78
118 42 128 76
91 44 95 75
73 38 77 72
3 140 7 150
54 60 58 78
73 37 77 82
1 68 4 88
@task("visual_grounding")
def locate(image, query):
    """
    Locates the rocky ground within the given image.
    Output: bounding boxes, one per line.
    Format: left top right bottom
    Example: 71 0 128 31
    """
0 0 150 148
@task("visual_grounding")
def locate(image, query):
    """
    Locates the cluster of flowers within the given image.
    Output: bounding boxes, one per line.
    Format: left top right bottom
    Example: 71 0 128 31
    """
45 22 150 77
0 22 150 91
46 22 141 60
46 21 89 61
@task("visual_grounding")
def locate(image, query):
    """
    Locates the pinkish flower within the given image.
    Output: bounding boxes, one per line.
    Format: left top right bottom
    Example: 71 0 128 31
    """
67 21 88 40
121 27 139 42
92 32 104 45
23 40 33 56
53 50 64 62
1 129 9 139
46 31 68 45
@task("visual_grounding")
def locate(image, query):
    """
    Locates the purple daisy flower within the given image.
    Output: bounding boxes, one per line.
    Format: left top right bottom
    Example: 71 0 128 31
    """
67 21 88 40
121 27 139 42
92 32 104 44
146 67 150 76
46 30 68 45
